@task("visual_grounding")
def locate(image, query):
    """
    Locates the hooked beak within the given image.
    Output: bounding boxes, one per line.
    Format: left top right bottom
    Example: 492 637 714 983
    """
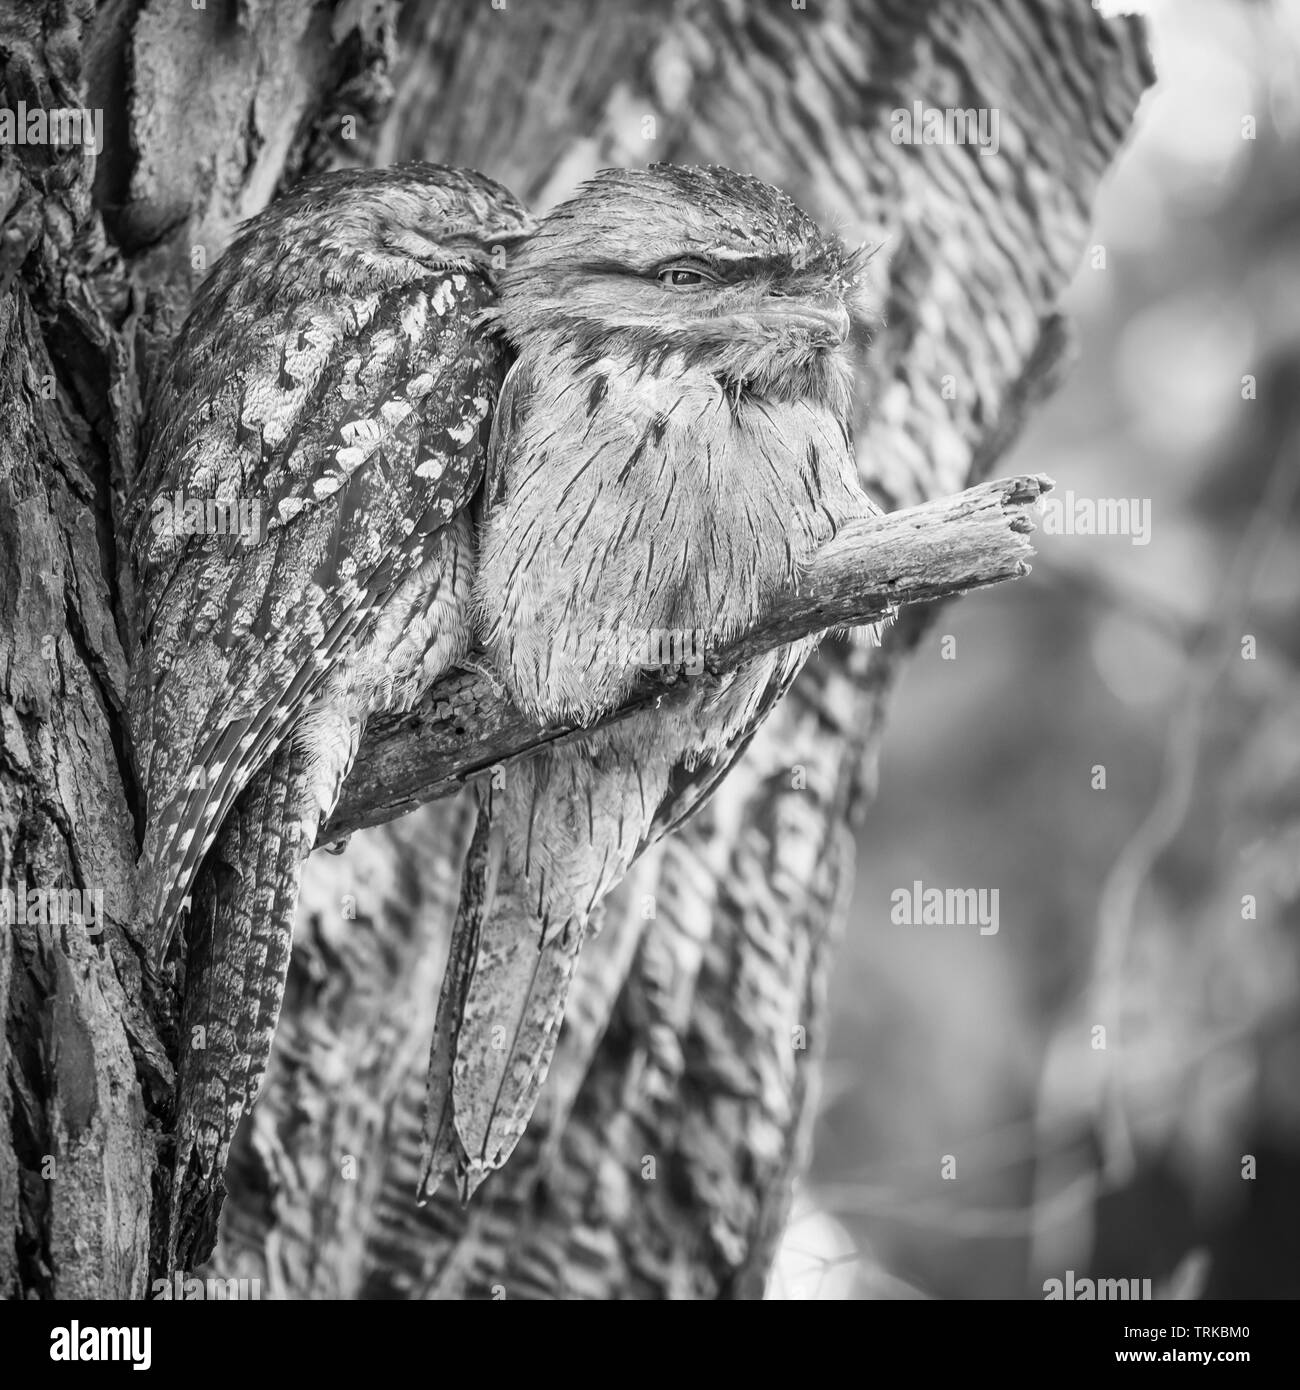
755 299 851 347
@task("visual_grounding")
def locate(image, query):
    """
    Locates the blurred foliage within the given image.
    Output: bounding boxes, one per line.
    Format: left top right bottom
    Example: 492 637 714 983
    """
775 0 1300 1300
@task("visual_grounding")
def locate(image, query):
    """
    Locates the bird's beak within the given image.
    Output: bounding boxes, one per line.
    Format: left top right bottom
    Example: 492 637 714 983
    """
757 299 851 347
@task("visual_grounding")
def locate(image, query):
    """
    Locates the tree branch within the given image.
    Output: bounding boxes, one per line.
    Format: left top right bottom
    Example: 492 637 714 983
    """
324 472 1053 844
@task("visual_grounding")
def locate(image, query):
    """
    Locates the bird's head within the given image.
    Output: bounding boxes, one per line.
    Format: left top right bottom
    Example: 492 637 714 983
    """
206 164 536 313
493 164 868 416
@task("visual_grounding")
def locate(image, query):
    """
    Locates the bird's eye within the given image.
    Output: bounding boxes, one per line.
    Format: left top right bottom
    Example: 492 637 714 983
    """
656 263 715 289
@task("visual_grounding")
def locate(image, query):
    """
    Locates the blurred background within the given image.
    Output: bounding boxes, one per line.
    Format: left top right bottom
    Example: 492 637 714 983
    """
775 0 1300 1299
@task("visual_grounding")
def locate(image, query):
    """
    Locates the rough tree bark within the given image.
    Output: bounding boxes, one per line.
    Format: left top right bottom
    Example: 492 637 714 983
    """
0 0 1152 1299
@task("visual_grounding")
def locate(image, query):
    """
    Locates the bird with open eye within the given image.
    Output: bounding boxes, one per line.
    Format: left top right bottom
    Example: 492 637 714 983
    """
130 159 882 1264
421 162 883 1198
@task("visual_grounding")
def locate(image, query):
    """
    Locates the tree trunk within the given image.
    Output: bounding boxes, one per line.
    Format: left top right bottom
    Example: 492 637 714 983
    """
0 0 1152 1299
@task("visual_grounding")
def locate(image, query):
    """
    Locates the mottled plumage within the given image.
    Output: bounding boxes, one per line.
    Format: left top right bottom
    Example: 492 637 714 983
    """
133 159 880 1253
129 163 533 1262
420 164 881 1197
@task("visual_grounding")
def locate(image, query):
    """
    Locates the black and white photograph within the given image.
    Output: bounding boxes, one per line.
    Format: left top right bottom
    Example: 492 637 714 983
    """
0 0 1295 1343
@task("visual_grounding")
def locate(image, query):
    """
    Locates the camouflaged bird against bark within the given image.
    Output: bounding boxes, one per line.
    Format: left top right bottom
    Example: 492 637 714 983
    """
420 164 883 1197
126 162 533 1265
129 164 533 950
214 0 1154 1303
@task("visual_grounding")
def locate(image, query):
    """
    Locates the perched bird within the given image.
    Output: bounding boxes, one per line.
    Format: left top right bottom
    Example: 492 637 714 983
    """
131 158 879 1261
128 162 534 1266
420 164 881 1198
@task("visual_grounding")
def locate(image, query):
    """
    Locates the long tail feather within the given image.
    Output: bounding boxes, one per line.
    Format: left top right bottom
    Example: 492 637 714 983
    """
418 795 495 1203
166 736 329 1270
421 724 676 1200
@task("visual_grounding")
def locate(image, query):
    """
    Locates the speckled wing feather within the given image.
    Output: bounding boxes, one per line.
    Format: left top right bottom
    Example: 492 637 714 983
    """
127 164 534 1266
130 173 522 954
132 164 530 562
